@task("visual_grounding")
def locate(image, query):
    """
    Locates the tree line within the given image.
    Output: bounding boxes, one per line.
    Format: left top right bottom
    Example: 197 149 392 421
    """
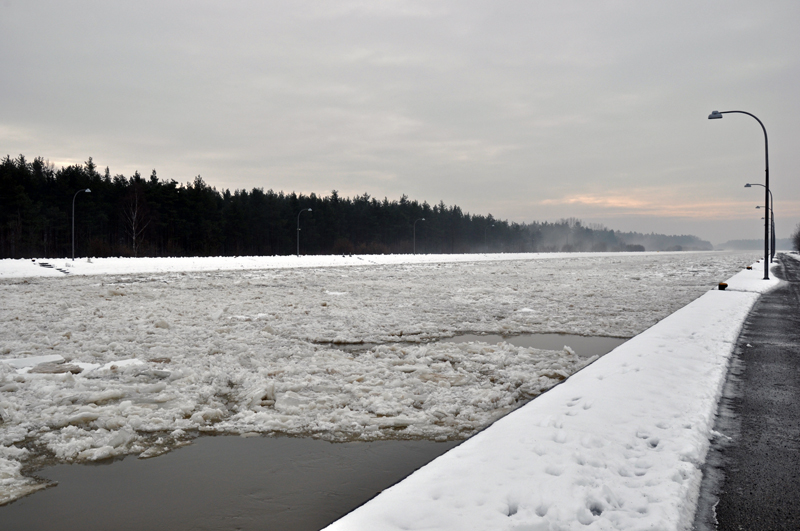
0 155 712 259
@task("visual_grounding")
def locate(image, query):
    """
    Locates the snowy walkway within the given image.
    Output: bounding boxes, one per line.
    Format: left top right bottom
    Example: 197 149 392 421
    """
324 262 780 531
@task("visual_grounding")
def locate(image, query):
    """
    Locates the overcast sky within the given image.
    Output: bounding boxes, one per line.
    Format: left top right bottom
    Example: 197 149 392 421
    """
2 0 799 244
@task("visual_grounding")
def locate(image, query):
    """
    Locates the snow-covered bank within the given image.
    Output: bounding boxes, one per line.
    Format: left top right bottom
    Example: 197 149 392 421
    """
0 251 734 279
323 262 780 531
0 252 758 506
0 253 637 278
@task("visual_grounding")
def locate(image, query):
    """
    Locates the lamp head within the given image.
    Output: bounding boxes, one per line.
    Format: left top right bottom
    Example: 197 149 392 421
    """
421 218 425 221
708 110 723 120
744 183 751 188
85 188 91 193
308 208 312 212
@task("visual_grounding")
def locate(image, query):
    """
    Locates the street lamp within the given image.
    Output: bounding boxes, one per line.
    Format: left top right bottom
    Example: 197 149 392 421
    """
755 206 776 261
296 208 312 256
485 224 494 249
755 206 776 262
747 183 775 262
708 110 770 280
413 218 425 254
72 188 91 260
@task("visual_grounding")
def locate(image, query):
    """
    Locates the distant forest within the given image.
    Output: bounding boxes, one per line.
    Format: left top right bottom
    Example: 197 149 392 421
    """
1 155 712 259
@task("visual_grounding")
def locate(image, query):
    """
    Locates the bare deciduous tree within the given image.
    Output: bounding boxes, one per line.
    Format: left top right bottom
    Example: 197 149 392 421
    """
123 177 150 257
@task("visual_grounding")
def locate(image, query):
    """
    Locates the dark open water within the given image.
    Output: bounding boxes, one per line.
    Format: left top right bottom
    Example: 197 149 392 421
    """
1 437 458 531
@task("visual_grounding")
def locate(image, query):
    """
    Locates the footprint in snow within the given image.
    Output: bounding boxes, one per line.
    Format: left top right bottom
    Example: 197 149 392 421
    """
580 435 605 449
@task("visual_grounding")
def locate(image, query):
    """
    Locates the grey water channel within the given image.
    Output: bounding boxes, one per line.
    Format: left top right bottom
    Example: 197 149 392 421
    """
330 332 627 359
2 436 458 531
2 333 625 531
442 332 627 358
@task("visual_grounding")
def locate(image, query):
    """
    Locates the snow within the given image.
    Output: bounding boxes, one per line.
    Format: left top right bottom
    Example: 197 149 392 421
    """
324 260 780 531
0 251 763 512
0 251 755 280
0 253 663 279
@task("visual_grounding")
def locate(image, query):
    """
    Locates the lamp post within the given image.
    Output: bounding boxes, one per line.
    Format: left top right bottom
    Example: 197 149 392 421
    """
708 110 770 280
72 188 91 260
759 216 772 259
485 223 494 249
296 208 312 256
755 206 776 262
747 183 775 262
413 218 425 254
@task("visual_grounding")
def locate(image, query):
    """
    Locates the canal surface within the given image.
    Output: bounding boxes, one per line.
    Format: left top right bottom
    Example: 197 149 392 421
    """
1 334 625 531
442 332 627 358
1 436 458 531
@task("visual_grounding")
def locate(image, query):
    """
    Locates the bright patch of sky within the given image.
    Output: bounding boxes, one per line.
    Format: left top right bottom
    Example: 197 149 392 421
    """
1 0 798 244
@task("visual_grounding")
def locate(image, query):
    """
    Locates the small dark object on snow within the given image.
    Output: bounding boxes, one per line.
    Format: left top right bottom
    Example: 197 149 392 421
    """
718 282 728 291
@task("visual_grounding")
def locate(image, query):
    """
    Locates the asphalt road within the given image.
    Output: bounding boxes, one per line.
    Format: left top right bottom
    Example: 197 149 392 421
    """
702 254 800 530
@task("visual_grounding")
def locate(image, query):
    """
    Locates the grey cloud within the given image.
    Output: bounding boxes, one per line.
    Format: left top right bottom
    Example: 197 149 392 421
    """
1 0 798 243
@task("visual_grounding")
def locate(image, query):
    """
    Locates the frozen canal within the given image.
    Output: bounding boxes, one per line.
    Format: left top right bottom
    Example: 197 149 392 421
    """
0 251 756 505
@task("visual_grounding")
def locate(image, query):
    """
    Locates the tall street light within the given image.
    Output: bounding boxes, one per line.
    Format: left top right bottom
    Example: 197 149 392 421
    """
72 188 91 260
413 218 425 254
296 208 312 256
708 110 770 280
758 214 773 260
484 223 495 249
756 206 776 262
755 205 776 262
747 183 775 262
